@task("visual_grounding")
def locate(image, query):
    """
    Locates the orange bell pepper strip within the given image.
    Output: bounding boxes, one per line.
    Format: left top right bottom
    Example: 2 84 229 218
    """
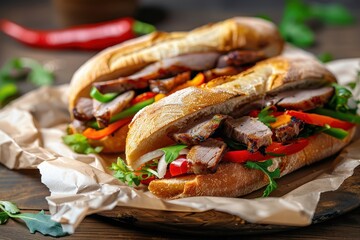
130 92 157 105
169 73 205 94
83 117 132 140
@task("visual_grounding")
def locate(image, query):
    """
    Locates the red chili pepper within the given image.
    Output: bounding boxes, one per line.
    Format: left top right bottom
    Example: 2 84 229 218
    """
130 92 157 105
286 110 354 130
0 18 156 50
223 139 309 163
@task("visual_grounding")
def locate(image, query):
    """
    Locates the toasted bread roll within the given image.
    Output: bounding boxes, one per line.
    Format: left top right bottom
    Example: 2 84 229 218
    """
68 17 284 153
126 56 337 168
147 127 355 199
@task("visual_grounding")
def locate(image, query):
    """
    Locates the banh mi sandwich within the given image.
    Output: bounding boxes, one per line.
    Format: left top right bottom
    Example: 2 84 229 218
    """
66 17 284 153
114 56 359 199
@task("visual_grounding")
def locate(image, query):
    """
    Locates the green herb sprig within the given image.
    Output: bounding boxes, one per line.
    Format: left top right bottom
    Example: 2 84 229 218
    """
0 200 67 237
257 106 276 127
0 58 54 107
245 160 280 197
62 133 103 154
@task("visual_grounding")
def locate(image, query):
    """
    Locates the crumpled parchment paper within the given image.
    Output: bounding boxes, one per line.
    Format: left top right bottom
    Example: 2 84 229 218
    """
0 46 359 234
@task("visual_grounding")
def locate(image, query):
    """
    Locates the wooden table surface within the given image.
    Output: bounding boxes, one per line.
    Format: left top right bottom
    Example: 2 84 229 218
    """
1 0 360 239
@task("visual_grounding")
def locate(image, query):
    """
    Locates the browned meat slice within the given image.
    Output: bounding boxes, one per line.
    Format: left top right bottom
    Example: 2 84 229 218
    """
203 66 241 82
187 138 227 174
149 72 191 93
223 116 272 152
93 91 135 128
170 114 228 145
73 97 94 121
94 52 220 94
273 117 304 142
276 87 334 111
216 50 265 68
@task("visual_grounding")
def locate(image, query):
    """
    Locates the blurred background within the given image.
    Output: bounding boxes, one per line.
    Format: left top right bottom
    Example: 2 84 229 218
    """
0 0 359 104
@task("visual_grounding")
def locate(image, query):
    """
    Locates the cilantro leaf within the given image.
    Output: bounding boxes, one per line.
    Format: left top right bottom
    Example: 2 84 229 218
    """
0 83 18 106
310 3 355 25
111 158 159 186
257 106 276 127
245 160 280 197
317 52 333 63
160 144 187 164
0 200 67 237
62 133 103 154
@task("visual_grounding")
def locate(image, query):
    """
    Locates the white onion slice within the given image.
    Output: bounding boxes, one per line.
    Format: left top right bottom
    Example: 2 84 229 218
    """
134 149 164 169
157 154 167 178
179 149 189 156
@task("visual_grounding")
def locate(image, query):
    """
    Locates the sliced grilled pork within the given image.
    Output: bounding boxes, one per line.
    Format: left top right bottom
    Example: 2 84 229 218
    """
170 114 228 145
93 90 135 128
217 50 265 68
203 66 241 82
223 116 272 152
94 52 221 94
187 138 227 174
73 97 94 121
273 117 304 142
149 72 191 93
275 87 334 111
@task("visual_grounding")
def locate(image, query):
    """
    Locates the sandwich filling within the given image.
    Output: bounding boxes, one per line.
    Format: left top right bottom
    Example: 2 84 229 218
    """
112 83 360 196
66 50 267 152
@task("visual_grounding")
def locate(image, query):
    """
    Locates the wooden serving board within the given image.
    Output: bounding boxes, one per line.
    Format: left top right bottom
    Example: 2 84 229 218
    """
98 162 360 236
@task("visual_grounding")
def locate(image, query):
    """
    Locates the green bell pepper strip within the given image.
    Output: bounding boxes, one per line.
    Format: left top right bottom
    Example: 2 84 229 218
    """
88 97 155 129
312 108 360 124
90 87 118 103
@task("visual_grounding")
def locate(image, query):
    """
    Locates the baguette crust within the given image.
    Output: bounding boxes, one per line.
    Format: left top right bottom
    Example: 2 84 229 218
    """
148 127 356 199
68 17 284 112
126 56 336 167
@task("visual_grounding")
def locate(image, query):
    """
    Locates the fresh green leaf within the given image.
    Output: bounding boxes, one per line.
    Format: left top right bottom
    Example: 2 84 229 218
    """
161 145 187 164
62 133 103 154
245 160 280 197
0 200 20 214
17 58 54 86
280 20 315 48
223 137 247 150
0 211 10 224
111 157 159 186
255 14 272 22
328 83 353 112
310 3 355 25
317 52 333 63
13 210 67 237
0 200 67 237
0 83 18 105
257 106 276 127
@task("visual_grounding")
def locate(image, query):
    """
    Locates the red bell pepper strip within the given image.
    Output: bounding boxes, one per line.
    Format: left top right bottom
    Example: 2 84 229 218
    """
286 110 354 130
169 156 190 177
0 18 156 50
83 117 132 140
223 139 309 163
130 92 157 105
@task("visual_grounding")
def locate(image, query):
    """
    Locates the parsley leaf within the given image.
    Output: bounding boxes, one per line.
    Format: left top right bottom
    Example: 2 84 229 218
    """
62 133 103 154
0 201 67 237
257 106 276 127
245 160 280 197
160 144 187 164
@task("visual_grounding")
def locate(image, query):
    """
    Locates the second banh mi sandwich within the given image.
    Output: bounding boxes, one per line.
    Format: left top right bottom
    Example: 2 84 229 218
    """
115 56 359 199
66 17 284 153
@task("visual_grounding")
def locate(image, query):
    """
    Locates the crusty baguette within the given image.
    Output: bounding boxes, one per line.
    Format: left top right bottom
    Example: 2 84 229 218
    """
69 17 284 112
148 127 355 199
126 56 337 168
